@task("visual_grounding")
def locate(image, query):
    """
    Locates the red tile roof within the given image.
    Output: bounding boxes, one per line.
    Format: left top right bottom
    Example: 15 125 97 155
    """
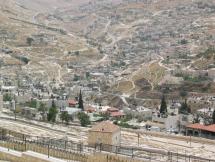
186 124 215 133
110 111 125 117
90 121 120 133
204 125 215 133
186 123 205 130
68 100 77 105
107 107 119 112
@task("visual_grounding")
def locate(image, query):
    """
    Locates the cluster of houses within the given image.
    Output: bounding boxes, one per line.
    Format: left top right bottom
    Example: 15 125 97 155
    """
0 3 215 139
1 70 215 141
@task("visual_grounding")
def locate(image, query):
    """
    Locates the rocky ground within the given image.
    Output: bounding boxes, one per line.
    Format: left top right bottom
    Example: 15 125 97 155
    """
0 0 215 108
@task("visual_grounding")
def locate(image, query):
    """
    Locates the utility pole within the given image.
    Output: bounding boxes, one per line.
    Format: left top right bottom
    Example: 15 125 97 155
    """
12 95 16 121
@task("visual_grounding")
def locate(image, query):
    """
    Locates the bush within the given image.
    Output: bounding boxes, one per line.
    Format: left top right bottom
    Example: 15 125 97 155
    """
25 99 37 108
183 75 209 82
3 94 12 101
15 56 30 64
78 112 91 127
180 39 188 45
197 47 215 59
47 101 58 123
60 111 70 125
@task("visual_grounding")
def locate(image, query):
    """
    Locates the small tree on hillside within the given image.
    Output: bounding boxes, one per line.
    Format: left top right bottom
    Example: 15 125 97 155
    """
60 111 70 125
160 95 167 115
26 37 34 46
78 112 90 127
38 102 48 121
193 114 200 124
179 100 191 114
47 100 58 123
3 93 12 101
78 90 84 111
26 99 37 108
179 90 188 99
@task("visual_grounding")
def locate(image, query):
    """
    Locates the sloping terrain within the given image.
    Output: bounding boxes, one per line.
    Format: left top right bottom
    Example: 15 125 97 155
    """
0 0 101 83
0 0 215 96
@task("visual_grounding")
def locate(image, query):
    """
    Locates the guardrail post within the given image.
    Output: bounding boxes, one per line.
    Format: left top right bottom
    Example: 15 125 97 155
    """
131 148 134 158
100 143 102 152
1 129 3 140
150 152 151 162
22 134 25 142
80 143 83 153
115 146 118 154
65 141 67 150
25 138 27 151
48 144 50 158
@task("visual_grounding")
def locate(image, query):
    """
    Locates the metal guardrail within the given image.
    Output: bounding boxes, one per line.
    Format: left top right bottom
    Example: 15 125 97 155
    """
0 128 214 162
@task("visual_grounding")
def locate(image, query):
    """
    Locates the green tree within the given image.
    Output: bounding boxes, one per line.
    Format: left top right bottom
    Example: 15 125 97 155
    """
78 90 84 111
179 90 188 99
3 93 12 101
26 37 34 46
26 99 37 108
47 100 58 123
193 114 200 124
60 111 70 125
160 95 167 115
73 75 80 81
86 72 90 79
78 112 90 127
38 102 48 121
179 100 191 114
213 111 215 124
180 39 188 45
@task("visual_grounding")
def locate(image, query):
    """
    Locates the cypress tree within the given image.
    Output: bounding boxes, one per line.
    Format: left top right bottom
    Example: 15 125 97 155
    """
160 95 167 115
179 100 190 114
78 90 84 111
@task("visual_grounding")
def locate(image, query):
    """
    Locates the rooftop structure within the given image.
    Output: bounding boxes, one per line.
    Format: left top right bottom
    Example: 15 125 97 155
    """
88 121 121 148
186 123 215 139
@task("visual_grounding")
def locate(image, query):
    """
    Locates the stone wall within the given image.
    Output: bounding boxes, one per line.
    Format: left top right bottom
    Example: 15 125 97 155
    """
88 131 113 145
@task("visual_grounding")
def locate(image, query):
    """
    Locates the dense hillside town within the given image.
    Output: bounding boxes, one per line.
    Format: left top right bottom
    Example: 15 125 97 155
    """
0 0 215 161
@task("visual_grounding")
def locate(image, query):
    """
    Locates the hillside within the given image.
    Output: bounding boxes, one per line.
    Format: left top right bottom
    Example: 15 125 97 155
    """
0 0 215 97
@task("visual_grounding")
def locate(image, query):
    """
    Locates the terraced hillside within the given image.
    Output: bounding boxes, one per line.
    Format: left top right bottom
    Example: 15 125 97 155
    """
0 0 215 97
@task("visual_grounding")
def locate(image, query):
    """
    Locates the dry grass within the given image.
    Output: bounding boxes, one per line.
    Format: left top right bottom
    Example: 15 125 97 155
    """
132 62 166 89
192 58 214 70
116 80 134 93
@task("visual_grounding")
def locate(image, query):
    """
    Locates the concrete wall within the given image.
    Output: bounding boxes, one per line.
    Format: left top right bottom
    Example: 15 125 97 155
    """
16 95 31 103
112 130 121 146
165 115 179 131
88 131 112 145
88 130 120 146
152 116 166 123
0 145 144 162
88 153 144 162
0 147 66 162
208 69 215 80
